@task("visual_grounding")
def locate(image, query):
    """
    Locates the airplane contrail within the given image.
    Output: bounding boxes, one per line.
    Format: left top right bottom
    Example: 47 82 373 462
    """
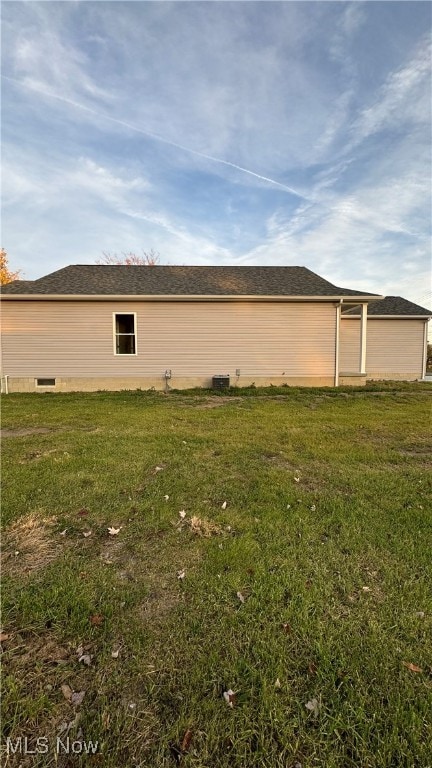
2 74 311 202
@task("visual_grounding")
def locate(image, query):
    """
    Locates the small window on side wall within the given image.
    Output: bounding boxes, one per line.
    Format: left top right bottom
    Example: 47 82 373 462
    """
114 313 136 355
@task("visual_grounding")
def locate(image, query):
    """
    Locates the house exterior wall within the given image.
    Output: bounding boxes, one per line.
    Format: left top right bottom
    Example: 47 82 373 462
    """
340 317 426 380
339 318 361 373
1 299 337 391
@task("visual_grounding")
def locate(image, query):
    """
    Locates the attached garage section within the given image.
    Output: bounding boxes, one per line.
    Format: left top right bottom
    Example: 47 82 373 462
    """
340 317 427 381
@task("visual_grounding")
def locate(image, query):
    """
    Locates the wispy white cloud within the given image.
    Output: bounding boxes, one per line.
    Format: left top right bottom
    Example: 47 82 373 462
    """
349 34 431 145
3 73 310 201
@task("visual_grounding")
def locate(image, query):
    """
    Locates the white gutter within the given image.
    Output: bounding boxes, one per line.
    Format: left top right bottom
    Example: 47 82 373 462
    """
342 314 432 319
0 293 385 302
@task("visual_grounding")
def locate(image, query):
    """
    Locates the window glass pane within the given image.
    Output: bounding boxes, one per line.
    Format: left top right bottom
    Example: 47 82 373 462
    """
117 334 135 354
116 314 135 334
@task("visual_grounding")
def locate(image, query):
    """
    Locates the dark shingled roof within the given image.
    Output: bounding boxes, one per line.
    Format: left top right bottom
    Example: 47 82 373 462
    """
342 296 432 317
0 265 381 298
1 280 34 292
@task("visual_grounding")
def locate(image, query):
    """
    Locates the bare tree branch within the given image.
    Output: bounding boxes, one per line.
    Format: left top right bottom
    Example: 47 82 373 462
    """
96 249 161 266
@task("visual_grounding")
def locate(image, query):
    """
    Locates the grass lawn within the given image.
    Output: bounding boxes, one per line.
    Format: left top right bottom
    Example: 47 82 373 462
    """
1 383 431 767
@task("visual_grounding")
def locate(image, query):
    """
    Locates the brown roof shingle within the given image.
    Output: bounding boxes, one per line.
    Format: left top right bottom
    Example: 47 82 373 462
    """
0 265 381 298
342 296 431 317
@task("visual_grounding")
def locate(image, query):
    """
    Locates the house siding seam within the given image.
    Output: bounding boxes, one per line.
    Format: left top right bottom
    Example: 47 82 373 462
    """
1 300 336 380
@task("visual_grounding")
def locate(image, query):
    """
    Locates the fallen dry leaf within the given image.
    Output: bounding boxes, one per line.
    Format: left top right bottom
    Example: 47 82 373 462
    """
178 510 186 519
90 614 104 626
78 654 92 666
282 623 292 634
77 509 89 517
236 591 245 604
274 678 282 689
362 586 372 592
164 495 170 501
153 466 163 473
415 611 425 618
61 684 73 702
223 689 236 708
111 649 120 659
305 697 321 718
308 662 318 676
82 531 92 538
71 690 86 707
402 661 423 673
60 529 67 536
0 633 10 642
221 501 227 510
294 476 300 483
107 526 122 536
177 569 185 580
180 728 193 753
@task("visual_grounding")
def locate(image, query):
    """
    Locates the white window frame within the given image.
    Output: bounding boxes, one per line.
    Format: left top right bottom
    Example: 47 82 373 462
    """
113 312 138 356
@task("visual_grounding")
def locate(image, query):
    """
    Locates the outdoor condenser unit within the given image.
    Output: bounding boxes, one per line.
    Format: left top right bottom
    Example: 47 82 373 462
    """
212 374 230 389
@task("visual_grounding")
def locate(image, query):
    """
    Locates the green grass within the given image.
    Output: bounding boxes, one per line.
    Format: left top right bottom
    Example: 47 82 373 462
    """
1 383 431 767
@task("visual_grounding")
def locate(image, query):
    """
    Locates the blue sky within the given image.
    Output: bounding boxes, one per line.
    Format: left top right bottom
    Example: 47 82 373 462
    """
1 1 431 307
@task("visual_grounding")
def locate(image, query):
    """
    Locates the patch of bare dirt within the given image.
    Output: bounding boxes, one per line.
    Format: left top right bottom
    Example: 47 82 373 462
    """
3 633 75 668
139 579 184 622
262 452 299 471
398 441 432 458
19 449 71 464
179 396 244 409
1 426 55 437
1 513 60 577
99 534 185 621
1 425 99 438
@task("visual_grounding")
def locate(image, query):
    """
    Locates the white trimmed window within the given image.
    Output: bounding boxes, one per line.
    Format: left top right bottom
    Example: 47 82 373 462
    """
114 313 137 355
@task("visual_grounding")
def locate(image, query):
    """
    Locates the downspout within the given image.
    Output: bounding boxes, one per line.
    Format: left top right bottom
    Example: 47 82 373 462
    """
334 300 342 387
164 369 172 393
4 374 9 395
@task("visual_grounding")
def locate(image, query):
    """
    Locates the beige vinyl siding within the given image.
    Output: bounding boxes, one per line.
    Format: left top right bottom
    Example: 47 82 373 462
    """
340 317 425 379
367 318 425 378
1 300 336 378
339 317 361 372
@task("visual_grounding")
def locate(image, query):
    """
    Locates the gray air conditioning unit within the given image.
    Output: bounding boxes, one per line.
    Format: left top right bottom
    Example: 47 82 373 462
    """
212 374 230 389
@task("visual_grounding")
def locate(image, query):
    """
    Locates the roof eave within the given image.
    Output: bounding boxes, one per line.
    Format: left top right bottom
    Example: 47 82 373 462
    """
342 314 432 319
0 293 384 301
